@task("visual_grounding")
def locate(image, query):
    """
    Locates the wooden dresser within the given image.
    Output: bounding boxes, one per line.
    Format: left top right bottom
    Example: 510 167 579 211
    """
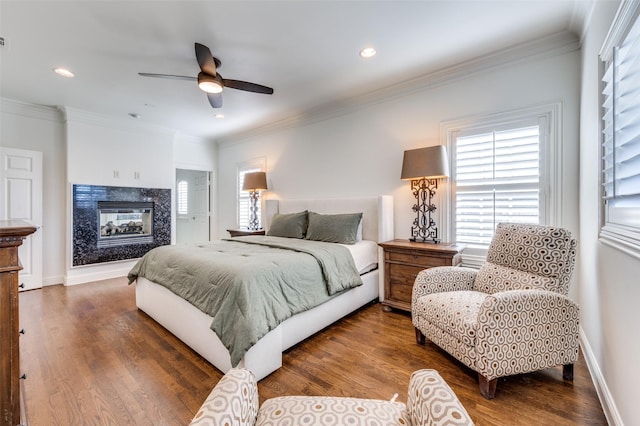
378 239 466 312
1 220 37 426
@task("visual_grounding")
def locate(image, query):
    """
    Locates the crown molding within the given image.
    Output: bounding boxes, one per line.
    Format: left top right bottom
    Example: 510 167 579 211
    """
218 30 580 146
0 97 63 122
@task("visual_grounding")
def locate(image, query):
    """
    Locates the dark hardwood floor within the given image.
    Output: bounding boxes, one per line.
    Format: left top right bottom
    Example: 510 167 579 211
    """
18 278 608 425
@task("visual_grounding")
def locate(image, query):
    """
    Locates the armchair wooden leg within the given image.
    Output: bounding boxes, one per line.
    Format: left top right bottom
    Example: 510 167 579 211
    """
478 374 497 399
563 364 574 381
415 328 425 345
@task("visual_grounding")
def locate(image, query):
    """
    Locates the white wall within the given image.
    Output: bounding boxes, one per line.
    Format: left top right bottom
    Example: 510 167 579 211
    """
0 99 66 285
579 1 638 425
217 36 581 245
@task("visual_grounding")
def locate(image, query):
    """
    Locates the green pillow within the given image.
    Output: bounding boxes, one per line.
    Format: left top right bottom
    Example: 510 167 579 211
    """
267 211 308 238
305 212 363 244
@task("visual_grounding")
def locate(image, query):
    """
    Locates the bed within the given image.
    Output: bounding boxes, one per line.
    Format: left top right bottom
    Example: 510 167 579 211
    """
131 195 393 380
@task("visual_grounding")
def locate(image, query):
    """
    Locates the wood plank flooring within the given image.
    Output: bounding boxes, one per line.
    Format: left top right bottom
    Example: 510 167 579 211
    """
18 278 608 425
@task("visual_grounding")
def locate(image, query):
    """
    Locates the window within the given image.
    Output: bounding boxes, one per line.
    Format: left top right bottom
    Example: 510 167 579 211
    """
177 180 188 216
600 0 640 256
454 123 541 249
442 104 559 262
237 159 265 229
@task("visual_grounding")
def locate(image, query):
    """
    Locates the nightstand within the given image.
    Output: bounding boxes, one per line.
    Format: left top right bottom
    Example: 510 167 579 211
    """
378 239 466 312
227 229 266 237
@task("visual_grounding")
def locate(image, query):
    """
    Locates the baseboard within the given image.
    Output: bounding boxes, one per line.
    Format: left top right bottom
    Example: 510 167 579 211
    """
579 327 623 426
63 266 131 286
42 275 64 286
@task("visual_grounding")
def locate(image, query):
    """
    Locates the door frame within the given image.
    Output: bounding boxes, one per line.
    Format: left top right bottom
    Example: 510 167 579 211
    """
174 165 214 243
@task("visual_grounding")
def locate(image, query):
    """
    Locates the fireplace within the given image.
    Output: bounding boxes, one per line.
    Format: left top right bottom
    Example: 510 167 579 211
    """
72 184 171 266
97 201 154 247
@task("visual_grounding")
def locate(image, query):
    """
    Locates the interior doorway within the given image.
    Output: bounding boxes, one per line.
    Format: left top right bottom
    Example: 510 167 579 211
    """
176 169 211 244
0 147 43 290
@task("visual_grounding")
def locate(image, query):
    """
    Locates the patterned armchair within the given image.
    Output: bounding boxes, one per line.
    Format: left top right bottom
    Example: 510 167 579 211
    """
412 223 579 399
191 367 474 425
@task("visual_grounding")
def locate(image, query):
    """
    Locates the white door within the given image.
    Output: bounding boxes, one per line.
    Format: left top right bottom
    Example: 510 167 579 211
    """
0 147 43 291
176 169 211 243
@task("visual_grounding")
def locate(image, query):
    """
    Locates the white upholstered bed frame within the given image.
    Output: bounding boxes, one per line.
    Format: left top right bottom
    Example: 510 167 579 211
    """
135 195 393 380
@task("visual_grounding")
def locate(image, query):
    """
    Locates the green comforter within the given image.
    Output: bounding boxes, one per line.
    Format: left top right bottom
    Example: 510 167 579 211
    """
127 236 363 366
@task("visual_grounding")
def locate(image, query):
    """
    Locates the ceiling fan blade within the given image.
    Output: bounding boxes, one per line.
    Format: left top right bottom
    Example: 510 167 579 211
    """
195 43 217 76
207 93 223 108
138 73 196 82
223 79 274 95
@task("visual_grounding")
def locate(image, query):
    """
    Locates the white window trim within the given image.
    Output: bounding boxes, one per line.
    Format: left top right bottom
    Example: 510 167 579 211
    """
440 102 562 264
599 0 640 259
236 158 266 229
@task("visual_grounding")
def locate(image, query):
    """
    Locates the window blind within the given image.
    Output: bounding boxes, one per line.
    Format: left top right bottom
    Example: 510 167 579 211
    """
177 180 188 215
602 11 640 204
454 125 540 248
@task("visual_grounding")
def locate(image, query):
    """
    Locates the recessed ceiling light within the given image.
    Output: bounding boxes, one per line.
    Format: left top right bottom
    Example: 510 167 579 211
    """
214 114 225 119
53 67 74 78
359 47 376 59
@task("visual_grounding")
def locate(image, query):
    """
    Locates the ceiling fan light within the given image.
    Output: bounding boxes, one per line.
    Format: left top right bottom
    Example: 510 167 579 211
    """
198 72 223 93
53 67 75 77
359 47 376 59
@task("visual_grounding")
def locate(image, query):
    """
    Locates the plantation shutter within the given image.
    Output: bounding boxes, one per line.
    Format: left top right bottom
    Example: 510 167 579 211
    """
454 122 540 249
602 12 640 203
177 180 188 216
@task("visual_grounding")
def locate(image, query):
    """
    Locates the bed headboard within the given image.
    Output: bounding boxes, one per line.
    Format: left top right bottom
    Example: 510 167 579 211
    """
265 195 393 243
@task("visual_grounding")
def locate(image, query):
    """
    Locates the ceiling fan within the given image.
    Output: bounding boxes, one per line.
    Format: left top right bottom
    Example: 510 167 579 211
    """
139 42 274 108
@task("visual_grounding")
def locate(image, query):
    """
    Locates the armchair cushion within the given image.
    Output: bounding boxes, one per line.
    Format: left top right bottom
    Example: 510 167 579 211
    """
473 263 554 294
416 291 486 346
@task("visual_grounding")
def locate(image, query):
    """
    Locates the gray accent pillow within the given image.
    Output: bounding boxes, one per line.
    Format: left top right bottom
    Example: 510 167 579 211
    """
305 212 363 244
267 211 308 238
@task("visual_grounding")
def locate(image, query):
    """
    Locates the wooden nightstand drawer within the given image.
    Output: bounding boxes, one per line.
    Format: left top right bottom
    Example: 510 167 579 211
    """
386 250 445 268
388 279 413 306
379 239 466 312
388 263 424 284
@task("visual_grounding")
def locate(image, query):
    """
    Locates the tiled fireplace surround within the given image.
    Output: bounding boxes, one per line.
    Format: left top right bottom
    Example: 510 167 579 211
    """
72 184 171 266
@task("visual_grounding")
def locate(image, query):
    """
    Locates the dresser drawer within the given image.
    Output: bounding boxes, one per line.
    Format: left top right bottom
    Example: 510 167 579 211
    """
386 250 445 268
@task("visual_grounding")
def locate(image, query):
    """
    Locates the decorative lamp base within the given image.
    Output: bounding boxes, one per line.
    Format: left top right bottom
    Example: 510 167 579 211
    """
409 177 440 244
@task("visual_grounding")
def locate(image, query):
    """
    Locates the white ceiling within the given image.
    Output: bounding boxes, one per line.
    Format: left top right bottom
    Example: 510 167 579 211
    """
0 1 587 141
